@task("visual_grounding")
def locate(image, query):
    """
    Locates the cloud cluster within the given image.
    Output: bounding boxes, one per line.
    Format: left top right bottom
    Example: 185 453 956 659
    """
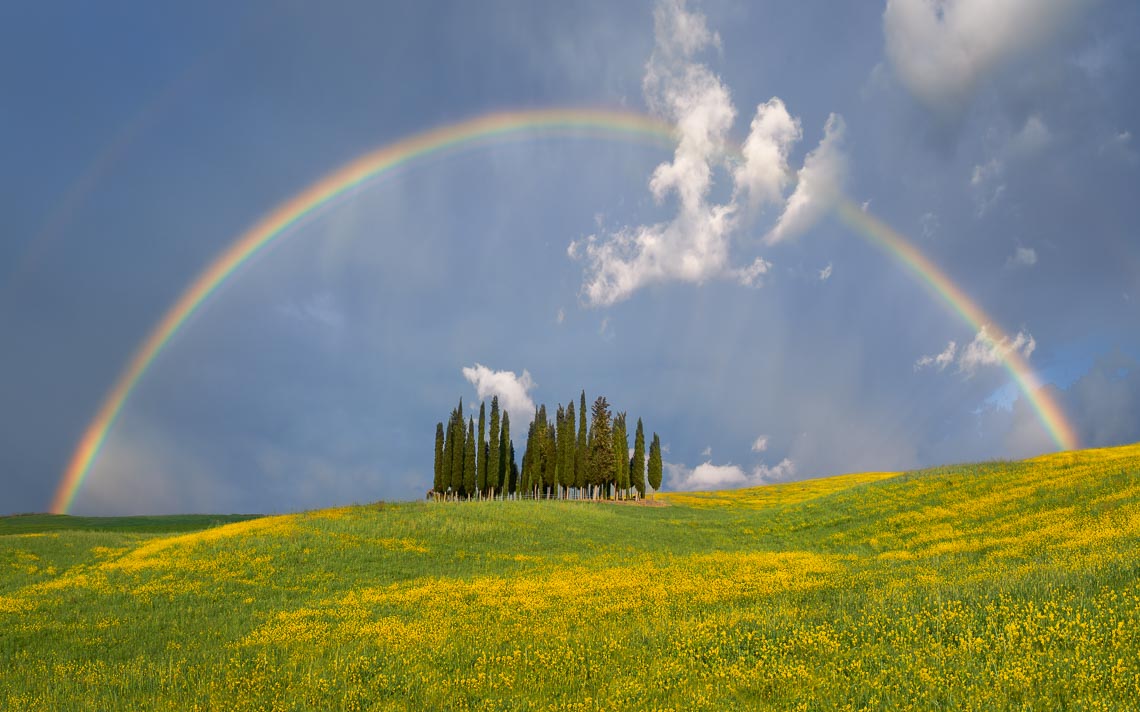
883 0 1091 113
570 0 846 307
915 326 1036 376
461 363 537 426
665 456 795 491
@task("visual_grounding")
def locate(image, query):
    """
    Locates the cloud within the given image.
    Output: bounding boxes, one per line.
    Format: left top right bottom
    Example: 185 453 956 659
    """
883 0 1091 113
766 113 848 245
461 363 537 426
556 307 565 324
1008 114 1052 157
1006 246 1038 268
916 326 1036 377
733 98 802 209
958 326 1035 375
571 0 845 306
818 263 833 281
665 457 795 491
278 292 345 329
915 340 957 371
970 115 1052 215
700 445 712 457
750 435 768 452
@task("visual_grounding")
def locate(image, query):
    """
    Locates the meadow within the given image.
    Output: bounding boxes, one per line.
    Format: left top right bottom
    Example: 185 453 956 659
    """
2 443 1138 710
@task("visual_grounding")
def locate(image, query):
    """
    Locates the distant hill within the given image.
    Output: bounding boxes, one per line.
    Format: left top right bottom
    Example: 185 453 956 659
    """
2 443 1138 709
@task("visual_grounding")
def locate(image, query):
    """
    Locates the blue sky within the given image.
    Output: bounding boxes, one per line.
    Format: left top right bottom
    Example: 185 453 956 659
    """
2 0 1138 514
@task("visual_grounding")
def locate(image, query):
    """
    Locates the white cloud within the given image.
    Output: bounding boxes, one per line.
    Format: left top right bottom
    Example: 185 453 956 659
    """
958 326 1035 375
556 307 565 324
818 263 833 281
919 211 940 240
461 363 537 426
734 256 772 287
733 98 801 209
915 340 957 371
766 113 847 245
701 445 712 457
665 457 796 491
883 0 1091 112
1006 246 1037 268
751 435 768 452
915 326 1036 377
571 0 845 307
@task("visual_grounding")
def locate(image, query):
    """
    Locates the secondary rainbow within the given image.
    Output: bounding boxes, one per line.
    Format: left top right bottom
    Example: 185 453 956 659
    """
51 108 1077 513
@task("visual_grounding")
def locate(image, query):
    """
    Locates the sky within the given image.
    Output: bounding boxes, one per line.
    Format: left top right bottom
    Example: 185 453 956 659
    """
2 0 1138 515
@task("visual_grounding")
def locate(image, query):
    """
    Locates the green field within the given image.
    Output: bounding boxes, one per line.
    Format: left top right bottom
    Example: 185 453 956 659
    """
3 444 1139 710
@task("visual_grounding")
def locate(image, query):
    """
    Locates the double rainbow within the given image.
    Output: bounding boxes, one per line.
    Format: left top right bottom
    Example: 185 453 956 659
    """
50 108 1078 513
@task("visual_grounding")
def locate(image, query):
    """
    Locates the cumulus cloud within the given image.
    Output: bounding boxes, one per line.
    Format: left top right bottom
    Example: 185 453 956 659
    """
461 363 536 426
883 0 1091 113
571 0 845 307
1006 246 1038 268
751 435 768 452
916 327 1035 376
665 457 795 491
915 340 957 372
958 326 1035 375
766 114 847 245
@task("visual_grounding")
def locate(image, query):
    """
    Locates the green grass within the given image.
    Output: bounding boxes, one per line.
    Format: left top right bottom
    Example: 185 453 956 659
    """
0 513 261 535
2 444 1138 710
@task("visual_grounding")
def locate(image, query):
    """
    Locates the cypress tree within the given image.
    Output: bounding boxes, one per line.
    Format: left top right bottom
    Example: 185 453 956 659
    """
433 422 445 495
612 412 629 499
588 396 613 499
464 418 476 498
477 401 487 497
543 412 557 499
562 401 575 499
631 417 646 498
500 411 511 495
508 443 519 496
576 391 588 495
521 416 535 497
648 432 663 498
450 400 465 496
488 397 500 498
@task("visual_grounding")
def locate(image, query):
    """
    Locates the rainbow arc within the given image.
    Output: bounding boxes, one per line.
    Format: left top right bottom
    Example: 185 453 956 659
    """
50 108 1077 514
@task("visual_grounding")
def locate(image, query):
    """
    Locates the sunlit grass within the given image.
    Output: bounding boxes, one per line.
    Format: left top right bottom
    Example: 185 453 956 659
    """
2 444 1139 709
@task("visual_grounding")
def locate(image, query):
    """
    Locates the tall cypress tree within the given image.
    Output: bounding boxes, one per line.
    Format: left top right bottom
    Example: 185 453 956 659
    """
576 391 588 495
450 400 465 496
508 443 519 496
588 396 613 499
488 397 500 499
612 412 629 499
543 412 557 499
477 401 487 496
648 432 663 498
433 422 445 495
499 410 511 495
464 418 477 498
631 417 646 498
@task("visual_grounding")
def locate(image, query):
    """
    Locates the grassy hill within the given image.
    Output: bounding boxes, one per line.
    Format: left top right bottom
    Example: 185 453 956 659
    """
2 444 1138 710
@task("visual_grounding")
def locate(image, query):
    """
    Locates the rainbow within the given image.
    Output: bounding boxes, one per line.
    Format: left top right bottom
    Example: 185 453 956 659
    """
50 107 1077 513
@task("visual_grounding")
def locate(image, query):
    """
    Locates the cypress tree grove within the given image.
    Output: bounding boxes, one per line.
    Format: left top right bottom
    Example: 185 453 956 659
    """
648 432 663 498
488 397 500 499
464 418 477 498
632 418 646 498
477 401 487 497
434 422 445 496
588 397 613 500
576 391 588 496
499 410 511 496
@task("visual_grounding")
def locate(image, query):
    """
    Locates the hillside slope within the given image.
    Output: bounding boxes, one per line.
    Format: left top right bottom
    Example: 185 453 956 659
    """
2 444 1139 710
